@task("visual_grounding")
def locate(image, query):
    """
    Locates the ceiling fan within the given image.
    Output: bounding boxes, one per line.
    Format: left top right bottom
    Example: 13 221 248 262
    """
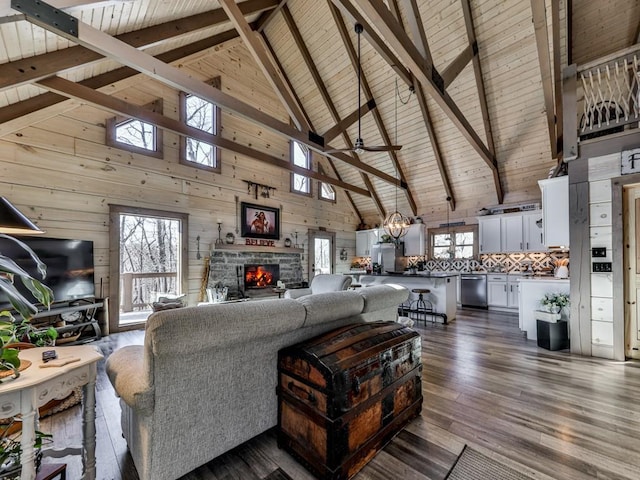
326 23 402 155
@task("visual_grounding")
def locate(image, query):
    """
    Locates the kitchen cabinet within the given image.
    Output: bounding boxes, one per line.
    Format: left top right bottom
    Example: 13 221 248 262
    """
355 228 381 257
523 211 545 251
488 274 520 310
478 216 501 253
539 176 569 248
403 223 425 256
478 211 546 253
487 274 508 307
507 275 521 308
501 215 524 252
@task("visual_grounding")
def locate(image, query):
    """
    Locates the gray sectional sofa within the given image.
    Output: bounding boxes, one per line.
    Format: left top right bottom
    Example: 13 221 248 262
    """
106 284 409 480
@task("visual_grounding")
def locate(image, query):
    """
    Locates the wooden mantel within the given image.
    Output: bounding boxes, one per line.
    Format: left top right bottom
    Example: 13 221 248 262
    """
213 244 303 254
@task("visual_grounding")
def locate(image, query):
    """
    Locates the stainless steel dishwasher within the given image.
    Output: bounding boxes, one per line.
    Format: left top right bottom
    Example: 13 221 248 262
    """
460 274 488 308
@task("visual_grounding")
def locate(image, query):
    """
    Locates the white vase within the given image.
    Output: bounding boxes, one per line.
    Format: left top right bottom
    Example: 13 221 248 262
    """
555 265 569 278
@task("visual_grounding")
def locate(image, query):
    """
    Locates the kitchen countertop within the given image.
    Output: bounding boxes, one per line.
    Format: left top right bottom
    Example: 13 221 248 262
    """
518 276 569 282
375 272 459 278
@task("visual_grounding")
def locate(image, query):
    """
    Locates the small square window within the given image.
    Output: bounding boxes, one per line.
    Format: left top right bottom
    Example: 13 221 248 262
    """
106 100 163 159
291 141 312 196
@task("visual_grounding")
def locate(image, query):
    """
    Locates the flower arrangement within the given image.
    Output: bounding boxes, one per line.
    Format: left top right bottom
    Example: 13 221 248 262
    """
541 292 570 312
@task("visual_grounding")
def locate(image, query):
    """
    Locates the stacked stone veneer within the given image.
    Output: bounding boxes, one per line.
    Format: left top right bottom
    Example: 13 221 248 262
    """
208 250 303 298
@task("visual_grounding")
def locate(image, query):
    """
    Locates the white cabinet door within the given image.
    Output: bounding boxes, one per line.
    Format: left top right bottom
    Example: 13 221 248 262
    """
368 229 381 255
355 231 369 257
403 224 425 256
507 276 520 308
501 215 523 252
523 212 545 251
539 176 569 247
487 274 507 307
478 216 501 253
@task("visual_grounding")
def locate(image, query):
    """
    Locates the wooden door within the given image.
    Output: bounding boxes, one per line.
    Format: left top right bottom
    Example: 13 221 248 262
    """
624 185 640 358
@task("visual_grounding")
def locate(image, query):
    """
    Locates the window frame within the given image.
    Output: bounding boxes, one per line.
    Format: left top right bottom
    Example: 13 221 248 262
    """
179 77 221 173
106 99 163 159
428 224 478 259
317 164 336 203
290 140 312 197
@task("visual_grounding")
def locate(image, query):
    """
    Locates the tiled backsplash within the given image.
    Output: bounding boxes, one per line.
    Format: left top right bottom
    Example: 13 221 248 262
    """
407 251 570 274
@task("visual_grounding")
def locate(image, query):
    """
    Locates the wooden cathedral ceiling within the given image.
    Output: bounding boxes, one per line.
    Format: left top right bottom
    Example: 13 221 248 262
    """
0 0 638 224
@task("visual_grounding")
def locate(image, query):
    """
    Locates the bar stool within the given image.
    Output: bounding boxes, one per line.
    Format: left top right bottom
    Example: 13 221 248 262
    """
409 288 433 325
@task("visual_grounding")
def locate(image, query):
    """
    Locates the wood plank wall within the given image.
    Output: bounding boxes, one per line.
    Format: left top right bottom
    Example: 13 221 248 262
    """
0 39 358 306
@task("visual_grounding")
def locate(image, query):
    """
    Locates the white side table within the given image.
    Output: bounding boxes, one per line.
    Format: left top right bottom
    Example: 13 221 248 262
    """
0 345 103 480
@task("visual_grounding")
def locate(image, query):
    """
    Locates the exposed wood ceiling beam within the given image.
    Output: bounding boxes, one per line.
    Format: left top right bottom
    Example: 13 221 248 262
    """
219 0 308 130
460 0 499 193
395 0 456 211
531 0 558 158
36 75 371 198
321 99 375 144
256 0 288 32
0 28 241 133
440 43 475 88
328 1 417 215
13 2 406 189
281 5 386 220
342 0 503 204
551 0 563 159
0 0 278 92
261 32 364 221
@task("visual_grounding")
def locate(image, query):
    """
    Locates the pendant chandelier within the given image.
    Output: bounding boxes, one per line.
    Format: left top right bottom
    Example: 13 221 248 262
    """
383 79 410 243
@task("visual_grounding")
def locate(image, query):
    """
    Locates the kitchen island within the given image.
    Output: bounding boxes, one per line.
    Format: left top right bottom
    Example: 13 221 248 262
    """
360 273 458 323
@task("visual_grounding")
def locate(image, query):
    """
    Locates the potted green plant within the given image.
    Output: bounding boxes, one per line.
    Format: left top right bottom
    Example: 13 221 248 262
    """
541 292 570 314
0 234 54 377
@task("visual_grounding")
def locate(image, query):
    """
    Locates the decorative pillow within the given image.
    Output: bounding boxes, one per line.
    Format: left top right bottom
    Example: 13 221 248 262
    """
156 294 187 306
151 301 184 312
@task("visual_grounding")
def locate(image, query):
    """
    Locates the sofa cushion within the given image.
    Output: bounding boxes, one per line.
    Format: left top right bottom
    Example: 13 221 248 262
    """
359 284 409 313
298 290 364 327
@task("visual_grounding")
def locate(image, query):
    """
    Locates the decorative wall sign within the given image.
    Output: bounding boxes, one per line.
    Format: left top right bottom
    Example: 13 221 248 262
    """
621 148 640 175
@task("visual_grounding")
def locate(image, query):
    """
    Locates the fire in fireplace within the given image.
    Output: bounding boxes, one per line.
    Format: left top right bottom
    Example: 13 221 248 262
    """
244 264 280 289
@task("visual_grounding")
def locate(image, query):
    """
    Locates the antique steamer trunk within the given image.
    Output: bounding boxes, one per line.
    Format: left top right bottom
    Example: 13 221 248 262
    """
277 321 422 480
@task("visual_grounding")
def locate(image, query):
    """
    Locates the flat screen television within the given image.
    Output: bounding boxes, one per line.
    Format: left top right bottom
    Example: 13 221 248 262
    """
0 236 95 309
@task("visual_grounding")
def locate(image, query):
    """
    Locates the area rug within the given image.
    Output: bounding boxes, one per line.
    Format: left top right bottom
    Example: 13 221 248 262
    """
445 445 535 480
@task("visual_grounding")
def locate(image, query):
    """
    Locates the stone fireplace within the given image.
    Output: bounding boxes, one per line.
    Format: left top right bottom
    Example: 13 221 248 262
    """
208 249 303 298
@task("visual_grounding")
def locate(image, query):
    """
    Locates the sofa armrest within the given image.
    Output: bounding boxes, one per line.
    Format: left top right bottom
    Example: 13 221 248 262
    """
106 345 155 415
284 288 312 299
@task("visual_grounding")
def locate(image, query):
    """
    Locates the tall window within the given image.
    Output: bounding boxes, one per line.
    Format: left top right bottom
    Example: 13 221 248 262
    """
430 225 477 259
318 165 335 202
106 99 163 158
291 141 311 196
180 77 221 173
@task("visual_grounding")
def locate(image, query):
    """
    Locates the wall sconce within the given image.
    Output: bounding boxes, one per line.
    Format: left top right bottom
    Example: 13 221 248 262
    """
215 219 223 245
340 248 348 261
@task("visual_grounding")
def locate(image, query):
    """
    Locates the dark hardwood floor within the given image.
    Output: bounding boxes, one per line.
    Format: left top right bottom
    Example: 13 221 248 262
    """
39 309 640 480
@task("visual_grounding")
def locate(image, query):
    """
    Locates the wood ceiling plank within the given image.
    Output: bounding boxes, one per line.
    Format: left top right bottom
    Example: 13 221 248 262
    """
530 0 557 159
0 0 278 91
343 0 503 204
13 6 404 189
219 0 307 130
36 75 371 198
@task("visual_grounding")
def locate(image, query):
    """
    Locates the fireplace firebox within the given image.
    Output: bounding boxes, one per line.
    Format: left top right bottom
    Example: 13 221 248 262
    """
244 264 280 289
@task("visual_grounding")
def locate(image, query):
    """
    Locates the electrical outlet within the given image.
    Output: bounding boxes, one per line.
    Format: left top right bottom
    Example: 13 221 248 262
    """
591 247 607 257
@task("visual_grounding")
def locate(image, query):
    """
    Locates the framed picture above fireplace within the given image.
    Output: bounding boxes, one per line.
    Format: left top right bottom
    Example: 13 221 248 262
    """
241 202 280 240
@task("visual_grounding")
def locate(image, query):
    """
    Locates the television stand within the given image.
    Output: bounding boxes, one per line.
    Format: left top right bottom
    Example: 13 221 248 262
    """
31 299 104 345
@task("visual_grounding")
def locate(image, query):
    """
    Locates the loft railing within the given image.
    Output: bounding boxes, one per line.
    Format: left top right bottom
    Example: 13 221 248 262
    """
578 46 640 137
564 45 640 160
120 271 177 312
